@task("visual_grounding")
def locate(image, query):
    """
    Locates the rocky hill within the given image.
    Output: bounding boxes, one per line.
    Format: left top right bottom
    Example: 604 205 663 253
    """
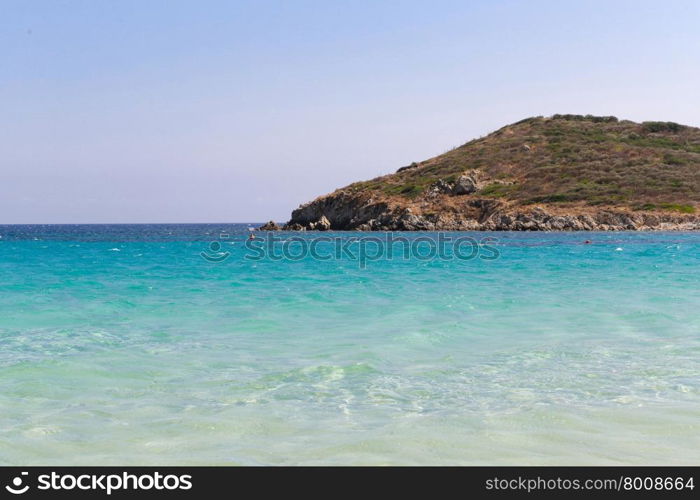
262 115 700 231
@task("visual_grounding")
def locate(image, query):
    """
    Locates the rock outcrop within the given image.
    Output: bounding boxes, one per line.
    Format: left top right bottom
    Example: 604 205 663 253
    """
453 173 482 195
271 192 700 231
258 220 281 231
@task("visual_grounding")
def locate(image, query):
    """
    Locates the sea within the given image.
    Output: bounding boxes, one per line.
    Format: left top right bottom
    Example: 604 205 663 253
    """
0 224 698 465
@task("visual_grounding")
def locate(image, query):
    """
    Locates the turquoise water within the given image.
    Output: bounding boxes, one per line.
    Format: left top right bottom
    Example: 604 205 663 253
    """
1 225 699 465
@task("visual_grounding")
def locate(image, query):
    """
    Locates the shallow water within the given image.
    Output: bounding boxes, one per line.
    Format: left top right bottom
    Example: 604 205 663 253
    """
0 225 698 464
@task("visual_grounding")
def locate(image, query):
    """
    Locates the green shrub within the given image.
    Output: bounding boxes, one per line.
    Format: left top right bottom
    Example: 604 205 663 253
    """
664 154 687 165
633 203 657 211
551 114 618 123
525 193 573 203
658 203 695 213
480 183 517 198
642 121 685 133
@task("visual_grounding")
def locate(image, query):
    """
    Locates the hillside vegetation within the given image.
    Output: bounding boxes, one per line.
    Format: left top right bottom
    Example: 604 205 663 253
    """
346 114 699 213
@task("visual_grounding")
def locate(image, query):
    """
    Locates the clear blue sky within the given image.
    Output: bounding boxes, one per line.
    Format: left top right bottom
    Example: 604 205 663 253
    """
2 0 699 223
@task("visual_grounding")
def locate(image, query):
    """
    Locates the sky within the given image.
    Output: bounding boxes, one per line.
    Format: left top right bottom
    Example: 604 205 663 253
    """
1 0 699 223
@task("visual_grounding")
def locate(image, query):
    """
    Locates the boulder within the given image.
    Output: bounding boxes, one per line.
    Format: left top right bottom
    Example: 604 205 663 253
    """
258 220 281 231
434 179 454 195
452 174 481 195
315 215 332 231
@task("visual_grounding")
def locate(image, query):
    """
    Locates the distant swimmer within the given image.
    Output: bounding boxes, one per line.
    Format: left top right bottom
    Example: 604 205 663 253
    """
583 240 592 244
248 233 256 240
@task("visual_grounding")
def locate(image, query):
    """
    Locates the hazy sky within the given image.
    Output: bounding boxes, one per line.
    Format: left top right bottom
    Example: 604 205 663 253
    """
2 0 699 223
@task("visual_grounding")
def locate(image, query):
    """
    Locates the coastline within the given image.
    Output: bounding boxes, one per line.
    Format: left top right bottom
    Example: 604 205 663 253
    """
259 197 700 231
